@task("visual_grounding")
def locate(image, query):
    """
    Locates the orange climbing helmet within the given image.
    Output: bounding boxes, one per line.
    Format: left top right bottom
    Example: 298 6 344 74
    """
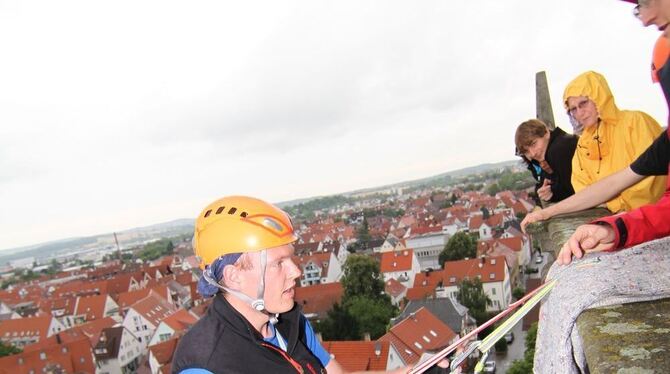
652 34 670 83
193 195 298 269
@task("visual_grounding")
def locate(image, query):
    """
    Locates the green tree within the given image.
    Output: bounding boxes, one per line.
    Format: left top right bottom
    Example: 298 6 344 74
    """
318 255 397 341
0 341 21 357
340 255 384 300
512 286 526 300
516 211 527 221
486 182 501 196
355 220 371 248
456 278 491 324
346 296 397 340
314 302 359 340
495 335 508 353
439 232 477 266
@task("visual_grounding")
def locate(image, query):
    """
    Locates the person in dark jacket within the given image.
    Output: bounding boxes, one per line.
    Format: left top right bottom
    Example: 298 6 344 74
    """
515 119 578 203
172 196 429 374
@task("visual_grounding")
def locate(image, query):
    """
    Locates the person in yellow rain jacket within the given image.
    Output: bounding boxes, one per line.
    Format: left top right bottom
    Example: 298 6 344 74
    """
563 71 666 213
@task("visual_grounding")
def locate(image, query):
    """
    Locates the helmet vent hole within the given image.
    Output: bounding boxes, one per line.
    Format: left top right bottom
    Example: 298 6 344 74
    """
240 211 248 218
215 206 225 215
204 210 212 218
228 207 237 215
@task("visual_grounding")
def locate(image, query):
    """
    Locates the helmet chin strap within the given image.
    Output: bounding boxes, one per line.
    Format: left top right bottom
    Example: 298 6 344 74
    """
203 250 280 325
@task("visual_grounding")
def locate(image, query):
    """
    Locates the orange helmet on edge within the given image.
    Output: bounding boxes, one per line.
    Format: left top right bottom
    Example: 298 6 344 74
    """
193 196 298 269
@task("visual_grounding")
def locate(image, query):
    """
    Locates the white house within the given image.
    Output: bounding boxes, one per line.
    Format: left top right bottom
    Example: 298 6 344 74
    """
441 256 512 312
293 251 342 287
122 292 177 350
380 249 421 288
94 326 142 374
404 232 448 270
147 309 198 347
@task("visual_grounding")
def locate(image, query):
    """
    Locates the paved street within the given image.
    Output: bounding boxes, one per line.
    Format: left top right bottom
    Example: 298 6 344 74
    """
493 319 527 373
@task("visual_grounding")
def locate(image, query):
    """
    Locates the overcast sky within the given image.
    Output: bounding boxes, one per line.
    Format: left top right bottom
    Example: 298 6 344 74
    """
0 0 666 251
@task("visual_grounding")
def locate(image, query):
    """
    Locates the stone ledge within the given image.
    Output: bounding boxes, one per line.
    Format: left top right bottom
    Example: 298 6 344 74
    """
577 298 670 373
526 208 670 372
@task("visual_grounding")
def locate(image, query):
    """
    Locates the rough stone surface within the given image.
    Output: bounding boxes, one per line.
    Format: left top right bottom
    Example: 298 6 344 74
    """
577 298 670 373
526 207 610 257
528 207 670 372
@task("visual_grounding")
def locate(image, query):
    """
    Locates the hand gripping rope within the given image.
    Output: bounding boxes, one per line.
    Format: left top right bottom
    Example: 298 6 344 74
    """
408 279 557 374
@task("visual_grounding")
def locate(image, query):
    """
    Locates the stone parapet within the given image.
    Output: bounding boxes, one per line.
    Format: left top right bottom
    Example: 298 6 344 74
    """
526 208 670 372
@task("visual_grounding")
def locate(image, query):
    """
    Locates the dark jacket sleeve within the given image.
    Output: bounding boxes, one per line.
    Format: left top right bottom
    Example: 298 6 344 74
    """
546 129 577 202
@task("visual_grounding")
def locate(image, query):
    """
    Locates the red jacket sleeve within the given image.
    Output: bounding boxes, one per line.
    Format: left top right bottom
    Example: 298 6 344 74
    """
594 187 670 250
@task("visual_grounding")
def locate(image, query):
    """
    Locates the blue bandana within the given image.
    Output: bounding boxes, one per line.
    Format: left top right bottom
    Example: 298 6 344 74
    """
196 253 242 298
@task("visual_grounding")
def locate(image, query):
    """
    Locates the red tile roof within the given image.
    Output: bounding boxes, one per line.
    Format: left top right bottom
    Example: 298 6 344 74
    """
0 315 54 341
74 294 108 321
468 215 484 230
37 296 77 317
405 286 436 301
149 337 179 367
64 316 117 346
117 285 170 312
0 336 95 374
321 341 390 371
129 292 177 326
409 226 443 237
442 256 507 285
486 213 504 228
106 272 143 295
161 309 198 333
52 280 108 298
294 283 343 319
384 278 407 298
378 307 457 365
380 250 415 273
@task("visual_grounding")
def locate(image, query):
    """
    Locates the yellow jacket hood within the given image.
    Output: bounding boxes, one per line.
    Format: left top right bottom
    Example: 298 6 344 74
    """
563 71 619 125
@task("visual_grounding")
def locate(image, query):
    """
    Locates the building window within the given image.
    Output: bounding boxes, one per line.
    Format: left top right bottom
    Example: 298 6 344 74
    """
491 259 496 265
489 273 495 279
39 352 46 360
492 288 496 295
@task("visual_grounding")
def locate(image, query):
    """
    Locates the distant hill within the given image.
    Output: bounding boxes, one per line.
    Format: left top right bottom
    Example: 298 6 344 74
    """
278 159 519 207
1 160 518 264
0 218 194 266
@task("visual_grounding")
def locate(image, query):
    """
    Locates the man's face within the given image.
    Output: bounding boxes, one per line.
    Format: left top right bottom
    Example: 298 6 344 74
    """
638 0 670 33
567 96 599 129
524 130 550 162
238 244 301 314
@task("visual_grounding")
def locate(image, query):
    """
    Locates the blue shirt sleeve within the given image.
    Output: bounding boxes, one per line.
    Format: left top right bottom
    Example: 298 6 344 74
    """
302 317 331 367
178 369 213 374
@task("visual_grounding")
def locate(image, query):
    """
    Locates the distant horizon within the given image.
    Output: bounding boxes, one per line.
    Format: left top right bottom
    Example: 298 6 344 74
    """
0 158 517 253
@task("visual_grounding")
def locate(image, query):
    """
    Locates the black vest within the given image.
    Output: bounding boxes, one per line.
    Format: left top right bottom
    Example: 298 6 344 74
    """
172 296 325 374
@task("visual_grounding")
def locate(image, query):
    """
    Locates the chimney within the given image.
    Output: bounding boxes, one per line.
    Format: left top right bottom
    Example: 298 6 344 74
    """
363 332 371 341
374 342 382 357
479 256 485 268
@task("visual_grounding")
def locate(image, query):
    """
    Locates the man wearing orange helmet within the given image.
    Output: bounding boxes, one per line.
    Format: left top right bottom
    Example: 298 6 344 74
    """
172 196 421 374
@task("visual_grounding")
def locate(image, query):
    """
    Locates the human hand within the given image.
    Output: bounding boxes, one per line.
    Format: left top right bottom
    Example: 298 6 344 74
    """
557 224 616 265
537 179 553 201
521 209 547 233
